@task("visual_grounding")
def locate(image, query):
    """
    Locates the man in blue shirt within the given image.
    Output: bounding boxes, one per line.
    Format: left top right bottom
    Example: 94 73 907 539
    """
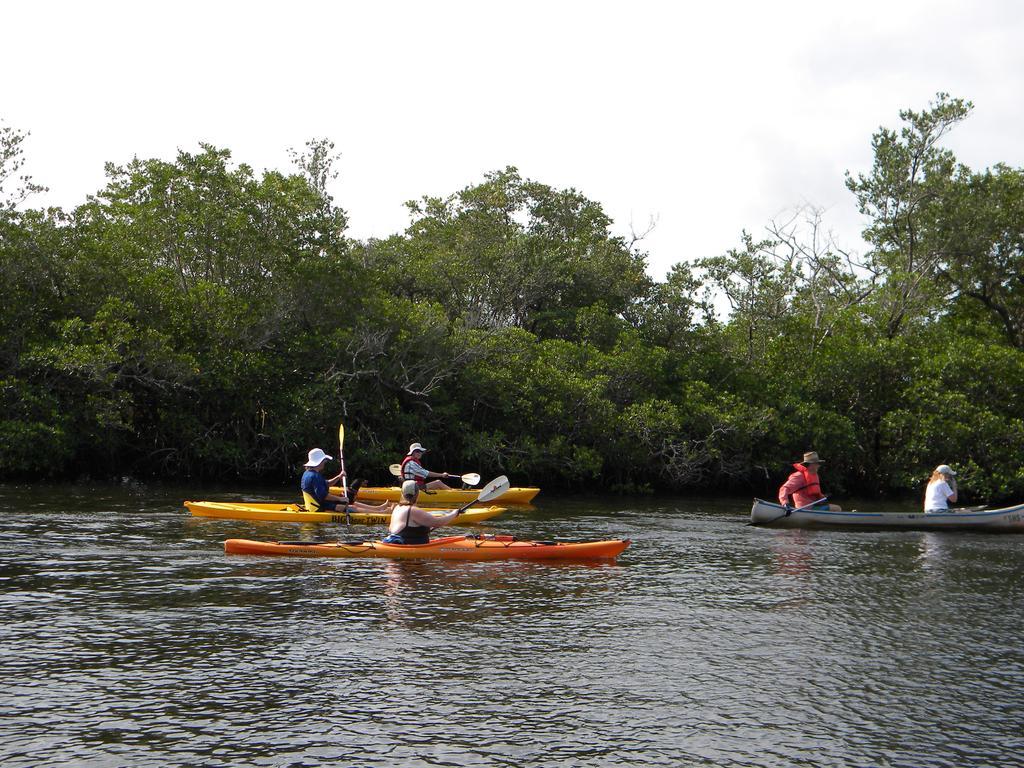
300 447 388 514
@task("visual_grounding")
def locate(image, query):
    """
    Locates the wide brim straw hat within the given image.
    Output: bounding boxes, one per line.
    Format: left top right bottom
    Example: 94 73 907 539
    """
801 451 825 465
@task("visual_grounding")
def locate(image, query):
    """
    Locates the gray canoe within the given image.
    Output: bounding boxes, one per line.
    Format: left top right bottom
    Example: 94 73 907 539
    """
750 498 1024 531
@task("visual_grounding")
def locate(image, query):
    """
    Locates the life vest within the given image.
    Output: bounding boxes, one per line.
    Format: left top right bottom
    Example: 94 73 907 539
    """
786 463 824 506
400 454 426 486
302 490 323 512
301 469 328 512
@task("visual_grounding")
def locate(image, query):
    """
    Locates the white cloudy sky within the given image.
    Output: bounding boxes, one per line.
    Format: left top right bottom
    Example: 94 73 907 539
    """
4 0 1023 278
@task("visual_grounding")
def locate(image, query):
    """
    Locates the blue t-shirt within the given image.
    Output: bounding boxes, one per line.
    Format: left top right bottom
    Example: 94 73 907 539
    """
301 469 332 509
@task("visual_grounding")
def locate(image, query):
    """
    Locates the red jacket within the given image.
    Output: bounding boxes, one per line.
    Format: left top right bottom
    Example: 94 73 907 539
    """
778 463 824 508
400 455 427 487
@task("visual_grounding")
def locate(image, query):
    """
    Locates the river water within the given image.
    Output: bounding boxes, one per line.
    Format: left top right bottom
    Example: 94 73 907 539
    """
1 482 1022 767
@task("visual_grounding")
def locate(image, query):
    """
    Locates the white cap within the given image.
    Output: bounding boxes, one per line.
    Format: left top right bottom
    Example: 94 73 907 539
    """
935 464 956 476
408 442 427 454
401 480 419 497
304 448 333 467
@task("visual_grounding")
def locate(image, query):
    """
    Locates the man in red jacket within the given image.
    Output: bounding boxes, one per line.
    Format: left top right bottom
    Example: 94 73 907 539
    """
778 451 842 511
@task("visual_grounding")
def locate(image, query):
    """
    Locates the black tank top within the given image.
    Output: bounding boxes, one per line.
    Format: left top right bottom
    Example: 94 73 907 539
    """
393 503 430 545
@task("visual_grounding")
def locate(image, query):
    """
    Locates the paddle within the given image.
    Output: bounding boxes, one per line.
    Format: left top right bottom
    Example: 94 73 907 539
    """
750 496 830 526
452 475 510 516
388 464 481 487
338 421 349 525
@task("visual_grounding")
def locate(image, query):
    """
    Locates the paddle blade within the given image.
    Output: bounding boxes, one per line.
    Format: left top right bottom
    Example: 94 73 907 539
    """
461 472 481 487
453 475 509 515
478 475 510 503
389 463 402 477
338 422 345 450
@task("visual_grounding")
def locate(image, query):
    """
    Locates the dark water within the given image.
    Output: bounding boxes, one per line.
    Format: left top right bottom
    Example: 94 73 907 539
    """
2 483 1023 767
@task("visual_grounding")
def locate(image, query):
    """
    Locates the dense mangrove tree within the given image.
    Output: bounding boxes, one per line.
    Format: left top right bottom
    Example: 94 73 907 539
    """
2 94 1023 500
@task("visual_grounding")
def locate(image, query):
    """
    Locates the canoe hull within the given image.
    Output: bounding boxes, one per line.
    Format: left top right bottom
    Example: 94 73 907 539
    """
224 535 629 561
185 501 504 525
337 485 540 506
750 498 1024 531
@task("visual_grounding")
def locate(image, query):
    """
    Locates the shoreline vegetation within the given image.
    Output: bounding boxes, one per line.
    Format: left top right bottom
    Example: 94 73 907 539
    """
3 93 1024 502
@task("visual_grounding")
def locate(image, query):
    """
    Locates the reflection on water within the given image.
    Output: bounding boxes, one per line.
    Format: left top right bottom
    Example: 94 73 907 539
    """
766 529 814 576
2 484 1023 767
917 530 952 572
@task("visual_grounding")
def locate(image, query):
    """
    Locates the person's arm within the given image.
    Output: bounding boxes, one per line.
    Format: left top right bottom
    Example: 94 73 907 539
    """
778 474 798 506
947 478 958 504
410 505 459 529
327 470 346 485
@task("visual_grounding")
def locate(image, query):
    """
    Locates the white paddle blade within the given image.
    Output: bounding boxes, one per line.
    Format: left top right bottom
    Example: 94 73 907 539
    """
462 473 481 487
389 464 402 477
478 475 510 503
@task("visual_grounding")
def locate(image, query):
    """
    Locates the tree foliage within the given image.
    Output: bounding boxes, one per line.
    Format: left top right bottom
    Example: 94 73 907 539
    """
3 98 1024 502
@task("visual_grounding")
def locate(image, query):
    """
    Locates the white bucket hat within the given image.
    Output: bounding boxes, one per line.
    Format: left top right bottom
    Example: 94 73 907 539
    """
401 480 420 497
304 448 333 468
408 442 427 454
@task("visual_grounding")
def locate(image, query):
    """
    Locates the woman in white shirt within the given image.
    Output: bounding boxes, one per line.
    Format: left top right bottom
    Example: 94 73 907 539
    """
924 464 958 513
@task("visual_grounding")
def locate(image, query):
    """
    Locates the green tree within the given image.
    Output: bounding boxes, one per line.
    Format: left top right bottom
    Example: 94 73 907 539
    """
368 167 650 340
935 164 1024 347
845 92 972 338
697 231 797 364
0 118 47 213
7 143 365 478
629 261 712 349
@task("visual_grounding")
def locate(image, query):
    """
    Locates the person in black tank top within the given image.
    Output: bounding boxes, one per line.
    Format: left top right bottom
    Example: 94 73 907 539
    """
382 480 462 544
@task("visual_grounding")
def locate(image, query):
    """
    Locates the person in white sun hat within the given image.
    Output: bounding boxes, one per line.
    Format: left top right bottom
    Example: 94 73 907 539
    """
399 442 455 491
300 447 392 515
924 464 958 513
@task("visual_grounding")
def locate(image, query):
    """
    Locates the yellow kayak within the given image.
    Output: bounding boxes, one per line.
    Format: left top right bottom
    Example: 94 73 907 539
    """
336 485 540 506
184 500 506 525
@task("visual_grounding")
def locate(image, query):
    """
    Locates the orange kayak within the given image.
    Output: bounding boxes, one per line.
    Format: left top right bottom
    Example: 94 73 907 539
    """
224 534 629 561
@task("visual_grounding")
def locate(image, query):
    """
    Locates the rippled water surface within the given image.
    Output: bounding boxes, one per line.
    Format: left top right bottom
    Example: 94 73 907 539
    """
2 483 1023 767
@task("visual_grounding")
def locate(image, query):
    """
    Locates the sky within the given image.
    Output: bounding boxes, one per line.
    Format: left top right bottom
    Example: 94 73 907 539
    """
3 0 1024 280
